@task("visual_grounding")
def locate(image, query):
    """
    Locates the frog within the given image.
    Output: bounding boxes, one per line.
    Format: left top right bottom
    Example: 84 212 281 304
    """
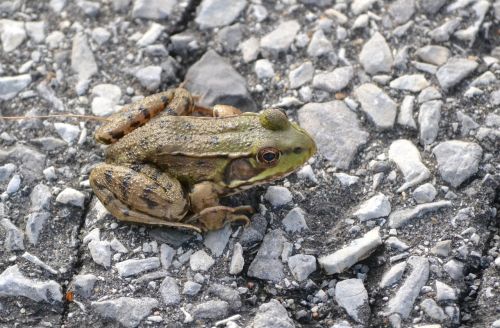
89 87 317 233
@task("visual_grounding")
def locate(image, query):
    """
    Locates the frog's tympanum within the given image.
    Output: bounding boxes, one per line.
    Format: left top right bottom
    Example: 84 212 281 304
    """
90 88 317 233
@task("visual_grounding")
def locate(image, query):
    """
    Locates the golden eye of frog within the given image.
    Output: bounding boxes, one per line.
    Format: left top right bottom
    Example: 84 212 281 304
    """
89 88 317 233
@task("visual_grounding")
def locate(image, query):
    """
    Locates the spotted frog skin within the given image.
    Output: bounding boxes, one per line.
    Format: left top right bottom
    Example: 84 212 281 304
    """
89 88 317 233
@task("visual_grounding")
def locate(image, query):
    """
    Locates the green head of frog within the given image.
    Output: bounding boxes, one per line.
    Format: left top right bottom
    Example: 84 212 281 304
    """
225 108 317 189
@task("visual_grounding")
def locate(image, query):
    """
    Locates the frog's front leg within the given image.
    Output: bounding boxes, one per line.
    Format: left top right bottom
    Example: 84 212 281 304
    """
89 163 204 233
95 88 195 144
187 182 253 231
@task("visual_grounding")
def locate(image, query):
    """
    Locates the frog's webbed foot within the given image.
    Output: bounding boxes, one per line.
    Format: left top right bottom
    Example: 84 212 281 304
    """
188 205 253 231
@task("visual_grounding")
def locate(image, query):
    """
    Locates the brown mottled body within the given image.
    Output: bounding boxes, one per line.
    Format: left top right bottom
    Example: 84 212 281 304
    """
90 88 316 232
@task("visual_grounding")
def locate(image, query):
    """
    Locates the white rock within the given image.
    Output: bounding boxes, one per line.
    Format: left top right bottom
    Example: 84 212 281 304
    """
388 139 431 192
229 242 244 275
190 250 215 272
397 95 417 129
389 74 430 92
135 66 162 91
55 188 85 208
264 186 293 206
0 74 32 101
379 262 407 288
137 23 164 47
335 279 370 324
254 59 274 80
353 193 391 221
54 123 80 144
359 32 393 75
0 19 26 52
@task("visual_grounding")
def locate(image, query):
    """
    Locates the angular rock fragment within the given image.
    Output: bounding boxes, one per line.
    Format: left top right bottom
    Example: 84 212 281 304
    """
229 242 244 275
191 300 229 319
92 297 158 328
204 224 231 257
251 299 294 328
132 0 175 20
388 201 452 228
248 230 286 281
436 58 478 90
319 227 382 275
189 250 215 272
359 32 393 75
432 141 483 188
260 20 300 56
159 276 180 306
0 74 32 101
386 256 429 318
379 262 407 288
388 140 431 192
0 265 62 303
355 83 397 130
287 254 316 282
298 101 369 169
1 218 24 251
335 279 370 324
115 257 160 277
195 0 246 29
312 66 353 92
353 193 391 221
418 100 442 145
389 74 430 92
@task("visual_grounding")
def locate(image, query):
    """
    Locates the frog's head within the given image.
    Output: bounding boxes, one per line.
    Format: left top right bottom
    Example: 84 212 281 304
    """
225 108 317 189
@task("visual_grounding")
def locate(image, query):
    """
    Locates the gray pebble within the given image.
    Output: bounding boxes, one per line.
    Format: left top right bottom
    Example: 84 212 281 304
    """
248 230 286 282
6 174 21 195
298 101 368 169
160 243 175 269
397 95 417 129
313 66 353 92
388 139 431 191
88 240 111 268
229 242 244 275
132 0 175 20
385 236 410 251
192 300 229 319
289 61 314 89
216 24 242 51
110 238 128 253
359 32 393 75
415 45 450 66
92 297 158 328
389 0 415 24
0 74 32 101
208 283 242 310
54 123 80 144
335 279 370 324
433 141 483 187
491 89 500 105
71 33 98 84
30 184 51 211
25 211 50 246
1 218 24 251
412 183 437 203
137 23 164 47
240 37 260 63
0 163 16 183
204 224 231 257
418 0 447 14
282 207 308 233
288 254 316 282
443 259 464 280
189 250 215 272
418 100 442 145
182 281 202 295
307 29 333 58
353 193 391 221
355 83 397 130
418 86 441 103
254 59 274 80
436 58 478 90
195 0 246 29
429 18 461 42
431 240 452 257
388 200 452 228
264 186 292 206
389 74 429 92
251 299 294 328
115 257 160 277
55 188 85 208
260 20 300 56
72 274 97 298
135 66 162 91
379 262 407 288
436 280 457 301
421 298 447 321
0 20 26 52
159 276 180 305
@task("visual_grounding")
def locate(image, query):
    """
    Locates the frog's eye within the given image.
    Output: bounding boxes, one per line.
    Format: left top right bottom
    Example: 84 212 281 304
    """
260 108 290 131
257 147 281 166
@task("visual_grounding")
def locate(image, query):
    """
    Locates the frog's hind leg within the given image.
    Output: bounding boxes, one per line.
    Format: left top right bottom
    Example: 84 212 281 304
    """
89 163 201 233
95 88 195 144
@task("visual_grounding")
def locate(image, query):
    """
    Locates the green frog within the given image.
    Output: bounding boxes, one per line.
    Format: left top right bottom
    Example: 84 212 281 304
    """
89 88 316 233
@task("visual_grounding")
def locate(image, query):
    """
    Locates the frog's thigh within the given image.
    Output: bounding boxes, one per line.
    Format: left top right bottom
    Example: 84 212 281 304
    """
90 163 188 221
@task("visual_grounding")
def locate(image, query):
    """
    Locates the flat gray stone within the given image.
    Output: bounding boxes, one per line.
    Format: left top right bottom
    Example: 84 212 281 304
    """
264 186 292 206
72 274 97 298
443 259 464 280
132 0 175 19
418 86 442 103
159 276 180 306
55 188 85 208
418 100 442 145
189 250 215 272
388 140 431 192
436 58 478 90
251 299 294 328
282 207 308 233
260 20 300 56
335 279 370 324
25 211 50 246
355 83 397 130
0 19 26 52
92 297 158 328
0 74 32 101
429 18 461 42
359 32 393 75
436 280 457 301
239 214 267 246
431 240 452 257
418 0 447 14
208 284 242 310
159 243 175 269
254 59 274 80
88 240 111 268
298 101 369 169
415 45 450 66
229 242 244 275
412 183 437 203
389 74 430 92
0 265 62 303
389 0 415 24
248 230 286 282
312 66 353 92
353 193 391 221
386 256 429 318
240 37 260 63
1 218 24 251
289 61 314 89
135 65 162 91
182 281 202 295
388 201 452 228
288 254 316 282
195 0 246 29
71 33 97 82
184 50 256 112
192 300 229 319
204 224 231 257
432 141 483 188
319 227 382 275
421 298 447 321
115 257 160 277
397 95 417 129
307 29 333 58
379 262 407 288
